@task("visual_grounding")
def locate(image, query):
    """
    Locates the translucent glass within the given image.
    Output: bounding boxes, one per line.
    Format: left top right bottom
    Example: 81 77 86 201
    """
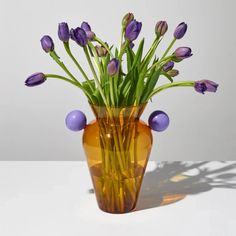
83 104 152 213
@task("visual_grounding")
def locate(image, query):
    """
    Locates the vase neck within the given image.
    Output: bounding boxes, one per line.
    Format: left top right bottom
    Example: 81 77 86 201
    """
90 104 147 124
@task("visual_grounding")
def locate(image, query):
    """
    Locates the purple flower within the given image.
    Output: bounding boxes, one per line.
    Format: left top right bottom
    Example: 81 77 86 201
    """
122 13 134 28
125 20 142 42
70 27 88 46
81 22 95 40
58 22 70 42
81 22 91 32
25 73 46 87
107 58 120 76
174 22 187 39
155 21 168 36
40 35 54 53
194 80 219 94
174 47 192 60
163 61 174 72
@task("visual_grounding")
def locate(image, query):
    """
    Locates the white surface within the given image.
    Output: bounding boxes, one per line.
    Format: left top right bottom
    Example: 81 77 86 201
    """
0 161 236 236
0 0 236 161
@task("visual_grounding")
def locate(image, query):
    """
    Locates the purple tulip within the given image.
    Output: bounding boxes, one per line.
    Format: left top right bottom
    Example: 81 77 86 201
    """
148 110 170 132
65 110 87 131
58 22 70 42
70 27 88 46
194 80 219 94
81 22 95 40
81 22 91 32
40 35 54 53
174 47 192 60
174 22 187 39
155 21 168 36
122 13 134 28
163 61 174 72
107 58 120 76
25 72 46 87
125 20 142 42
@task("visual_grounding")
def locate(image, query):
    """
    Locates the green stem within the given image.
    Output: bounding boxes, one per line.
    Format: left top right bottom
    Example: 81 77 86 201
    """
84 46 108 106
63 42 94 92
148 81 195 99
119 27 124 52
118 40 129 61
149 55 173 71
49 51 82 89
161 38 176 60
95 36 114 58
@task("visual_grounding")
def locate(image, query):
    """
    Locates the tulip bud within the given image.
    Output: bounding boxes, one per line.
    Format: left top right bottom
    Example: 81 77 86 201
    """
167 69 179 77
107 58 120 76
163 61 174 72
40 35 54 53
122 13 134 28
70 27 88 47
85 31 96 41
95 45 107 57
174 22 187 39
125 20 142 42
58 22 70 42
174 47 192 60
81 22 91 32
155 21 168 37
194 80 219 94
25 73 46 87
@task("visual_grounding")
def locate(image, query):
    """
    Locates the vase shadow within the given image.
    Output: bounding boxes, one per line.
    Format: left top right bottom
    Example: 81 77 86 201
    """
136 161 236 211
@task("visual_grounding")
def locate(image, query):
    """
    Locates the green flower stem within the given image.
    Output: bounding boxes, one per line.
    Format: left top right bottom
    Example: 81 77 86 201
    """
83 46 108 106
45 74 94 102
148 81 195 99
161 38 176 60
45 74 79 86
49 51 82 88
87 41 103 75
118 40 129 61
119 27 124 52
149 55 173 71
63 42 94 92
95 36 114 58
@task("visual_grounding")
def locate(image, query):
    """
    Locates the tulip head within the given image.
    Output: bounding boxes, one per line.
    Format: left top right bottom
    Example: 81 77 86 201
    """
122 13 134 28
163 61 174 72
70 27 88 46
125 20 142 42
25 73 46 87
95 45 108 57
107 58 120 76
194 80 219 94
174 22 187 39
81 22 91 32
155 21 168 37
174 47 192 60
58 22 70 42
40 35 54 53
167 69 179 77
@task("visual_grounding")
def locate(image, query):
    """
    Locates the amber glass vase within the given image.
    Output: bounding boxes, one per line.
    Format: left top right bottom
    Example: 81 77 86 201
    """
83 103 152 213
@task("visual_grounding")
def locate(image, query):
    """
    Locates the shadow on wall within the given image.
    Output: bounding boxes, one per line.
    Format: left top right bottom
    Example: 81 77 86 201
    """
136 161 236 211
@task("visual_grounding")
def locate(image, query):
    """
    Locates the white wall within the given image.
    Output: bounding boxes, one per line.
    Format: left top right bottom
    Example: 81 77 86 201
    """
0 0 235 160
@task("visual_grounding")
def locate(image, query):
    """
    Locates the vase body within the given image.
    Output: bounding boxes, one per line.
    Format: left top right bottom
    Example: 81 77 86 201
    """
83 104 152 213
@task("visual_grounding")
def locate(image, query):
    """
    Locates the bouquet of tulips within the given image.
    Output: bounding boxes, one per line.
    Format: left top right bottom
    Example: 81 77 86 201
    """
25 13 218 107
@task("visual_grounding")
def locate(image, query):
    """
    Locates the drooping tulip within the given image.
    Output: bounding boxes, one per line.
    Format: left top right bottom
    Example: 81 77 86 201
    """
25 73 46 87
194 80 219 94
174 47 192 60
163 61 174 72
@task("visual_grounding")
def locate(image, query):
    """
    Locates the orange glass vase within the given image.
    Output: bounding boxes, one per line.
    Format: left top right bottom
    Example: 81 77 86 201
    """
83 104 152 213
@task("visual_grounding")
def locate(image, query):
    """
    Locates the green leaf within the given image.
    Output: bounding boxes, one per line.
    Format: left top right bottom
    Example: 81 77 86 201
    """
161 71 173 83
131 38 144 70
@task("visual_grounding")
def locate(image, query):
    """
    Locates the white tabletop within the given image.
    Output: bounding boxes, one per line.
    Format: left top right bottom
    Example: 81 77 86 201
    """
0 161 236 236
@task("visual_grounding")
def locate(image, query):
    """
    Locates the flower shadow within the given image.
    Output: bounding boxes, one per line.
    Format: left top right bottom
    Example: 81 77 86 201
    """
136 161 236 211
